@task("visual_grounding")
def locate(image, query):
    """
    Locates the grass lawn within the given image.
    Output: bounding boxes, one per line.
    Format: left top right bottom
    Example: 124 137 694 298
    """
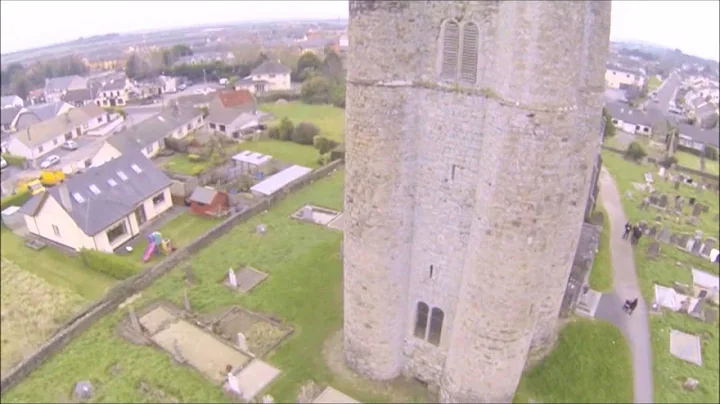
589 198 614 292
260 102 345 143
603 151 720 403
1 258 88 376
648 76 662 92
2 170 426 404
514 318 633 403
0 228 115 300
674 151 720 176
161 154 211 176
239 139 321 168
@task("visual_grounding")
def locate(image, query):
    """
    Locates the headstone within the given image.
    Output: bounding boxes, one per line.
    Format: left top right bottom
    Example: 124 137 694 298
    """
640 197 650 210
701 238 716 256
647 242 660 259
692 203 703 217
689 197 696 205
669 233 679 245
237 332 250 353
659 166 666 177
674 180 681 190
301 206 314 220
649 194 660 206
227 372 242 396
228 268 238 288
695 230 703 239
183 288 191 312
627 191 634 199
683 377 699 392
657 227 670 242
129 306 141 333
675 196 684 212
647 226 657 237
702 204 709 213
658 194 669 208
678 234 690 248
691 238 703 255
256 224 266 234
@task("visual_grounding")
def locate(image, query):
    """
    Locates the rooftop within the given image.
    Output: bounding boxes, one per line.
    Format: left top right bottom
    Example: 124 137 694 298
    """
108 106 202 152
250 165 312 196
232 150 272 166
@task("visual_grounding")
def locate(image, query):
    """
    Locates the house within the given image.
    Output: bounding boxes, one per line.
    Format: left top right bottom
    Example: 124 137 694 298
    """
4 104 108 163
26 89 46 106
1 95 24 109
12 102 76 132
0 107 22 132
206 90 262 138
605 65 646 90
20 151 173 253
677 123 720 152
691 268 719 304
694 102 719 129
159 75 178 94
95 78 132 107
174 52 235 66
44 75 88 103
605 102 655 135
174 92 216 108
250 165 312 197
188 186 229 217
603 88 629 104
232 150 273 177
93 106 204 164
234 78 272 95
61 88 96 107
248 60 292 92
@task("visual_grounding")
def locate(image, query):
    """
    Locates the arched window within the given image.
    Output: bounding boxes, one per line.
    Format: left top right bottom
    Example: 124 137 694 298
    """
414 302 429 339
427 307 444 346
459 22 479 85
440 20 460 80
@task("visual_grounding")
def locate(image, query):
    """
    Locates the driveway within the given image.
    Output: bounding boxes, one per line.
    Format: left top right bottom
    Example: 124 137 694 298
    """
648 72 681 116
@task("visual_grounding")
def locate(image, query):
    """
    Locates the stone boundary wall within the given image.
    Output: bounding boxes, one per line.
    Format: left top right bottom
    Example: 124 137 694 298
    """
601 145 719 184
0 159 345 395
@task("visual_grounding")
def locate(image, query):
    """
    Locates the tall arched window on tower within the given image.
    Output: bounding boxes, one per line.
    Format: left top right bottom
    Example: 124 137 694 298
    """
414 302 430 339
427 307 445 346
459 22 479 85
440 20 460 81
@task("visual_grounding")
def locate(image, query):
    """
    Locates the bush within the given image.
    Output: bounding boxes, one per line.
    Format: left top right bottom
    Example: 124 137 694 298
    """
256 91 301 103
292 122 320 145
1 154 26 168
79 249 139 280
267 126 281 140
329 143 345 162
625 141 647 162
278 117 294 141
704 146 718 161
164 137 190 153
659 156 678 168
313 136 339 154
0 190 31 211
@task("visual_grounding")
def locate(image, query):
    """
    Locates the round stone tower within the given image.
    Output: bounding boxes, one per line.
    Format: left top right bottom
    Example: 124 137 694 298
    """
343 1 611 402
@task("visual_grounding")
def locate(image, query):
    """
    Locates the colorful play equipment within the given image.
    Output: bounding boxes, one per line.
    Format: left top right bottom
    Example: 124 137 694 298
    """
142 231 173 262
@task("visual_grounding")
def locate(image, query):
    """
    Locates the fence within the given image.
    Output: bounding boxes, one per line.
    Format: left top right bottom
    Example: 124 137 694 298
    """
0 159 344 395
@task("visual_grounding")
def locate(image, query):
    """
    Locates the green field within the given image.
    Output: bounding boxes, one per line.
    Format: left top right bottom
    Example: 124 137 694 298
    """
648 76 663 92
239 139 321 168
602 151 719 403
514 319 633 403
260 102 345 143
674 151 720 176
589 198 614 292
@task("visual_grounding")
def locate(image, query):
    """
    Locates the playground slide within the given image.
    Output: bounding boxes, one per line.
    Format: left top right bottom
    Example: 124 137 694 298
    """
143 242 157 262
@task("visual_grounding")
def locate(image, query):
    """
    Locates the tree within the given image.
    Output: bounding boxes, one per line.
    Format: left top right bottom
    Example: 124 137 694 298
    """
171 44 193 58
10 76 31 100
322 50 344 81
602 108 615 139
301 75 333 104
125 54 145 79
278 117 294 141
296 52 323 81
292 122 320 145
314 136 339 154
625 141 647 162
330 82 346 108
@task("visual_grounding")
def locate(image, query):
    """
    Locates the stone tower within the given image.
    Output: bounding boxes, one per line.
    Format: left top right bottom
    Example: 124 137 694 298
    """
342 1 612 403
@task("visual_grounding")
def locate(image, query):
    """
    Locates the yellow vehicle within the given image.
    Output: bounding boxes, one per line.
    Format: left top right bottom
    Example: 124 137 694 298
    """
39 170 66 186
16 179 45 195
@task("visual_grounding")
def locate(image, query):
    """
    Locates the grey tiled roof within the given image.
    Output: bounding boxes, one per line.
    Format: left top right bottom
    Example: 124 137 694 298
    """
24 101 70 121
189 186 217 204
678 123 720 148
0 106 21 125
605 102 655 127
108 107 201 152
22 151 172 236
45 75 86 93
0 95 21 107
251 60 291 76
207 107 255 126
100 79 126 92
61 88 94 103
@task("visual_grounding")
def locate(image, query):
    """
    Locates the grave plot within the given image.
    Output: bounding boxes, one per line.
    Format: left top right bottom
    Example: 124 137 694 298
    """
669 329 703 366
291 205 342 227
202 306 293 358
222 266 269 293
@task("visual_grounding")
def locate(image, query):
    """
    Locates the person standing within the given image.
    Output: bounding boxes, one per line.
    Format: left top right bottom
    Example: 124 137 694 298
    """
623 222 632 239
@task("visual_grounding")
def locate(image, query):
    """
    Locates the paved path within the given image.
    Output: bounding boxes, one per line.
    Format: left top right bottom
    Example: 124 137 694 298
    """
597 168 654 404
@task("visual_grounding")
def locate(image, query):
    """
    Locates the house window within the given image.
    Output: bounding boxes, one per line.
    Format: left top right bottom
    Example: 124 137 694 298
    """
427 308 444 346
269 74 276 78
52 225 60 237
643 127 649 133
145 144 154 155
152 192 165 206
53 138 59 145
65 132 72 140
186 123 192 130
210 123 216 129
612 119 618 125
635 125 640 131
38 145 44 153
106 222 128 245
414 302 430 339
219 125 226 132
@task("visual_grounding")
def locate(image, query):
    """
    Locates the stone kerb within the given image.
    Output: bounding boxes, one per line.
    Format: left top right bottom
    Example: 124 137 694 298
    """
0 160 344 396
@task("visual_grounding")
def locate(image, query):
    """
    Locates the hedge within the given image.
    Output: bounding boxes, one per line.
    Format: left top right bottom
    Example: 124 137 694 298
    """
2 153 26 168
0 190 31 211
79 249 139 280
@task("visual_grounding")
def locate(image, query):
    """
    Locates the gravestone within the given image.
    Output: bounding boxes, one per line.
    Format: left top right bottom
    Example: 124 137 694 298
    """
228 269 238 288
183 288 191 312
669 233 679 245
675 196 684 212
691 238 704 255
674 181 681 190
129 306 141 334
695 230 703 239
658 194 669 208
702 204 709 213
640 197 650 210
256 224 266 234
692 203 703 217
683 378 699 392
658 227 671 243
301 206 314 220
647 242 660 259
689 197 696 205
701 238 716 256
678 234 690 248
649 194 660 206
647 226 657 237
237 332 250 353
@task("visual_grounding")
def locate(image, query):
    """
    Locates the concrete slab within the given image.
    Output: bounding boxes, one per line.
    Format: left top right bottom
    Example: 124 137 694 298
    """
313 386 360 404
669 329 703 366
232 359 281 401
327 213 345 231
575 289 601 318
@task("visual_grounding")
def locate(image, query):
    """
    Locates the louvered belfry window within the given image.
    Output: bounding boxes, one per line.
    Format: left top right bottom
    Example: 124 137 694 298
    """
440 20 460 80
440 20 479 85
460 22 479 84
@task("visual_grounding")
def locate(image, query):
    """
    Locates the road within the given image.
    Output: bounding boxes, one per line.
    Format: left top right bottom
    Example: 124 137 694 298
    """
647 71 682 116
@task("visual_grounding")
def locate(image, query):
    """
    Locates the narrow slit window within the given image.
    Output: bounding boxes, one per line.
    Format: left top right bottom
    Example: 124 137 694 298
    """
414 302 430 339
429 265 434 279
440 20 460 80
460 22 479 84
427 308 444 346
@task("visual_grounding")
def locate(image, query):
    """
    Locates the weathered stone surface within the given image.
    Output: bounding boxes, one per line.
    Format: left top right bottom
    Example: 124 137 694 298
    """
344 1 611 403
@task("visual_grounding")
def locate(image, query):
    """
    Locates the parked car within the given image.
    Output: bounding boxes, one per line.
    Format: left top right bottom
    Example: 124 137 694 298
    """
40 155 60 169
0 157 7 170
62 140 78 150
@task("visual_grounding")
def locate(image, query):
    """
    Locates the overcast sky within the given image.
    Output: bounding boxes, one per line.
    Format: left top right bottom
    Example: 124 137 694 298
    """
1 1 718 61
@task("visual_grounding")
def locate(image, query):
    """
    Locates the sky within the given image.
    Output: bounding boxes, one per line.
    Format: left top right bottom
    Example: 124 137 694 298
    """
1 0 719 61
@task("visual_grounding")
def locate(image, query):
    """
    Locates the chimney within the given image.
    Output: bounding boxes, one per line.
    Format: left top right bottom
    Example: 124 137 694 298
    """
58 183 72 213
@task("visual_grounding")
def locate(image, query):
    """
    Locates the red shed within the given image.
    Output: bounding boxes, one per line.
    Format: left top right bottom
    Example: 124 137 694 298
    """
188 187 229 217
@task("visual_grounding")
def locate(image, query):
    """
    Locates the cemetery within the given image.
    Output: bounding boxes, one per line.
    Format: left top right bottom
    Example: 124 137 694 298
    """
291 204 343 227
602 151 719 403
